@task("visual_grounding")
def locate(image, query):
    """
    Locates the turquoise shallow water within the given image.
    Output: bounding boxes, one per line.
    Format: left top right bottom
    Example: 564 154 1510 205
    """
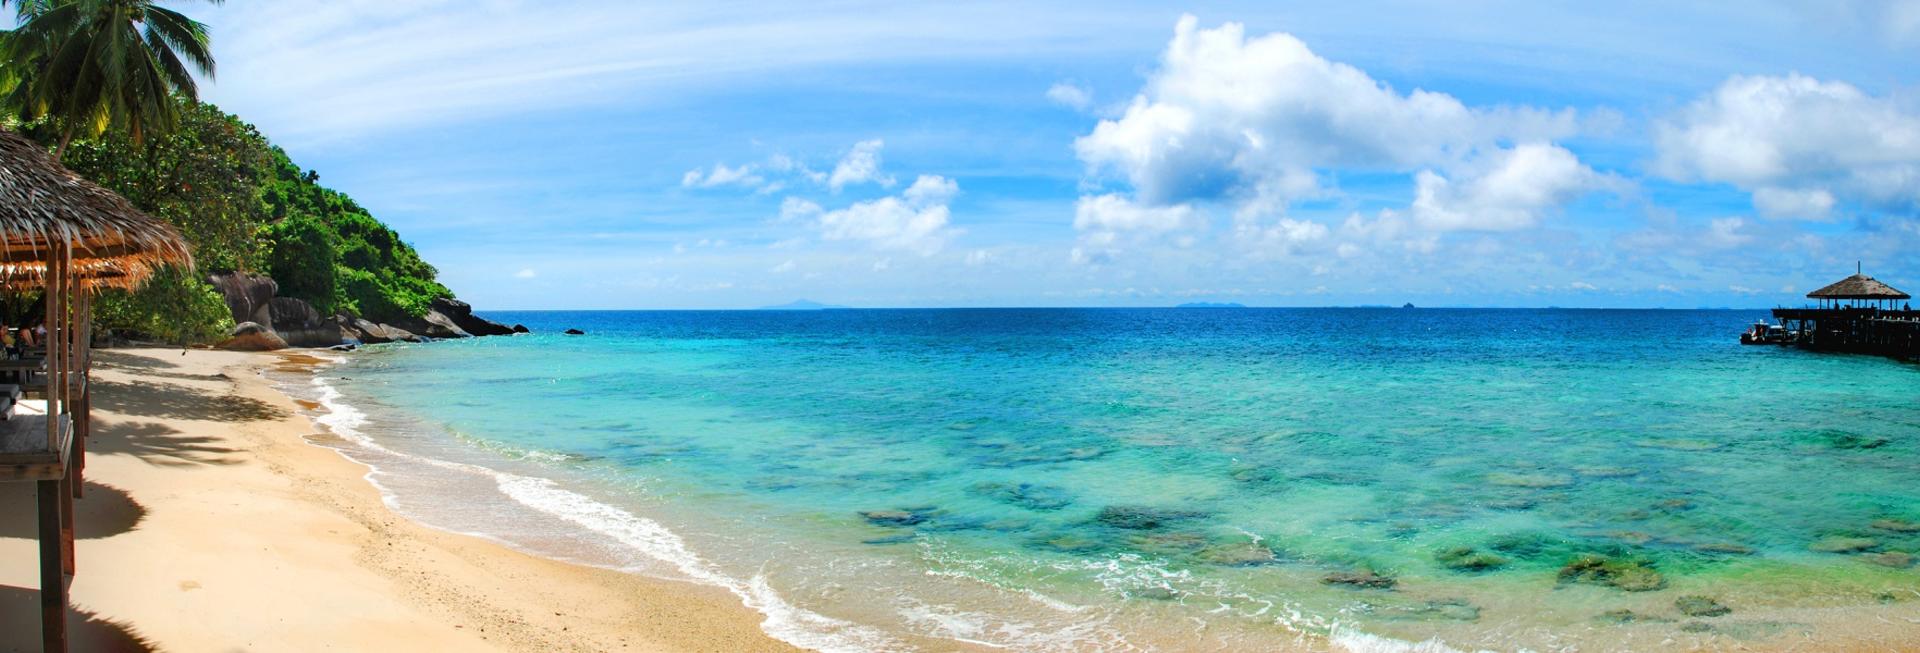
298 309 1920 651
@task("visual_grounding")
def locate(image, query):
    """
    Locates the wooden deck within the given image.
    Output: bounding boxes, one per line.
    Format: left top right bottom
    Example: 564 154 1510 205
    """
0 414 72 481
1770 308 1920 360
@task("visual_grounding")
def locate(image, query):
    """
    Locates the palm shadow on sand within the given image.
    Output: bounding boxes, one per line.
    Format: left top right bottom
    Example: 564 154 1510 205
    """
0 585 156 652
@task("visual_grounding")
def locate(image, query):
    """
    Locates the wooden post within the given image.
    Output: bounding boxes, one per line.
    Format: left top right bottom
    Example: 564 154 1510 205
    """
38 478 66 652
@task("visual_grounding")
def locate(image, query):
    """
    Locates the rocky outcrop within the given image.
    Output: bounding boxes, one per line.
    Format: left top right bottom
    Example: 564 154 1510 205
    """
207 272 277 326
392 309 469 340
216 322 288 351
511 324 530 333
430 298 517 336
268 297 347 348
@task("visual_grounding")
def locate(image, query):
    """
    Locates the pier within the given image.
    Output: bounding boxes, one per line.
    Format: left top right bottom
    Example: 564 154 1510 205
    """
1763 268 1920 361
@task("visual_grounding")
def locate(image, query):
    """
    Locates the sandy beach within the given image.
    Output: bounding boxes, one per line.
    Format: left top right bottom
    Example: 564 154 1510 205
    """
0 347 797 653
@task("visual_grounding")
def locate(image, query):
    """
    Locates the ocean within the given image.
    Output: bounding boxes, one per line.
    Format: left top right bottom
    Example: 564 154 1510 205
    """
271 308 1920 651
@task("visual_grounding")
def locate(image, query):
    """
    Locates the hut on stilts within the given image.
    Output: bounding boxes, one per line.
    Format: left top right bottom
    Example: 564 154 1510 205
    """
1768 264 1920 359
0 129 192 652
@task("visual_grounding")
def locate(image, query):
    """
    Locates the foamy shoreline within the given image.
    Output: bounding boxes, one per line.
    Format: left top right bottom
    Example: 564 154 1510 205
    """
0 347 798 652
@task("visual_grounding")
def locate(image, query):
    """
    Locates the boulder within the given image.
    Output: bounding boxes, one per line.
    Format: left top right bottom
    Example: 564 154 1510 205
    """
215 322 288 351
511 324 530 334
206 272 278 326
392 309 470 339
564 328 585 335
348 318 396 344
268 297 346 348
429 297 516 336
379 324 425 343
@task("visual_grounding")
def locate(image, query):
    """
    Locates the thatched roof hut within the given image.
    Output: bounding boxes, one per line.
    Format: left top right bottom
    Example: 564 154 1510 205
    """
1807 273 1910 302
0 128 192 284
0 126 192 653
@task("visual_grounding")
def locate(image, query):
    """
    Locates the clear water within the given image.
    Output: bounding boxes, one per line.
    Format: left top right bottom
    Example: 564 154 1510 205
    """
287 309 1920 651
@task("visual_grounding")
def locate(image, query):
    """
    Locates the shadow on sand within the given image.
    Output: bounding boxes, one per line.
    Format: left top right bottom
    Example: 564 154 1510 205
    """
0 584 155 652
0 480 147 541
90 378 282 424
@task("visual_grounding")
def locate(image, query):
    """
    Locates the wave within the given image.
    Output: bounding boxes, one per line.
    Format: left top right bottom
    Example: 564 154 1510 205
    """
287 365 902 653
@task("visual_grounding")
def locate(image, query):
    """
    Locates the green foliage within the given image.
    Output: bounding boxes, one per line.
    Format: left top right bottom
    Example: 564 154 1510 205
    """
91 266 232 344
57 101 273 271
28 97 454 339
256 141 452 323
0 0 221 150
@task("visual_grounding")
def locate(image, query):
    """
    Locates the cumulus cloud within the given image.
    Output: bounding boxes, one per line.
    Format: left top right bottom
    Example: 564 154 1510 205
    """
1654 73 1920 220
514 268 538 279
815 174 960 255
1075 15 1582 208
1410 143 1620 231
1046 82 1092 110
1070 194 1204 263
829 139 895 191
681 162 765 189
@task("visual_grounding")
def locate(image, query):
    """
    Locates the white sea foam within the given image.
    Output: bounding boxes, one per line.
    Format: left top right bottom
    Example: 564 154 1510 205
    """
1331 624 1495 653
293 371 903 653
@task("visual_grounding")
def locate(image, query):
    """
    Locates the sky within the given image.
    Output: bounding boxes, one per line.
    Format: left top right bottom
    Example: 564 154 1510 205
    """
188 1 1920 309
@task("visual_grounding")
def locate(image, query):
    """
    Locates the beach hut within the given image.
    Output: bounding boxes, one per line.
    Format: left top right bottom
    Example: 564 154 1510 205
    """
1806 265 1910 310
0 128 192 652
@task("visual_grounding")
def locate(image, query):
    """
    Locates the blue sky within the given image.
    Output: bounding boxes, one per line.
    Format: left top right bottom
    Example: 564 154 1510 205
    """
191 1 1920 309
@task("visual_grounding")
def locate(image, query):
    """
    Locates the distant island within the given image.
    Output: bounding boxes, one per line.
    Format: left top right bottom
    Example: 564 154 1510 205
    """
1403 303 1416 309
1175 302 1247 308
758 299 849 310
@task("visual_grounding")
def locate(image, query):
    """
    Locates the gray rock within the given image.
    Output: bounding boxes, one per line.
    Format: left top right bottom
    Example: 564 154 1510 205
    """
268 297 346 347
206 272 277 326
430 297 516 336
215 322 288 351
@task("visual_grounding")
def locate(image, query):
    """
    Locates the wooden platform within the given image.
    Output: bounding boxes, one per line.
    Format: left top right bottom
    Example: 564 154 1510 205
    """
0 414 71 480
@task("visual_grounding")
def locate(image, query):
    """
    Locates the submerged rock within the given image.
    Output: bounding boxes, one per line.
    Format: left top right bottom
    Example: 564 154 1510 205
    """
1435 546 1508 572
1033 534 1103 554
1808 536 1879 553
564 328 586 335
972 482 1073 511
1093 505 1208 530
1595 609 1676 625
859 509 930 527
1636 439 1723 451
861 533 918 545
1558 554 1665 592
1675 595 1732 617
1126 531 1208 556
1576 466 1640 478
1871 519 1920 533
1486 472 1574 489
1195 542 1278 566
1322 569 1396 590
1817 430 1889 450
1861 551 1915 568
1130 586 1181 601
1678 621 1714 633
1416 599 1481 622
1693 542 1755 555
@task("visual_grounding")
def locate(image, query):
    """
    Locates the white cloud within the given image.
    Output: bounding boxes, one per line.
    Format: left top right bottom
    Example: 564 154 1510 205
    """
816 174 960 255
1410 143 1618 231
514 268 538 279
1046 82 1092 110
1075 15 1582 208
1654 73 1920 217
681 162 765 189
779 197 823 221
829 139 895 191
770 259 796 274
1751 187 1837 221
1570 281 1598 290
1073 194 1197 233
964 249 994 266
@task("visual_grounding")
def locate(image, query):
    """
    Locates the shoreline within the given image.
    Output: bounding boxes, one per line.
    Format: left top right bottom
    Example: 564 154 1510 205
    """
1 347 797 652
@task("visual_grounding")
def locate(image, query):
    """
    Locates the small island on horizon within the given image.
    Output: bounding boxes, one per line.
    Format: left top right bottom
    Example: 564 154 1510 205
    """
1175 302 1247 309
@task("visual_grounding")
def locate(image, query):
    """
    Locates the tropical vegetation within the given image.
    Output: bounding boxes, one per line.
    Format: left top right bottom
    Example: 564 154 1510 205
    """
0 0 454 342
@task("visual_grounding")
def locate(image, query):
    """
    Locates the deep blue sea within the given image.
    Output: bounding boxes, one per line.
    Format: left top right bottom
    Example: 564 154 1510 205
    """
277 308 1920 652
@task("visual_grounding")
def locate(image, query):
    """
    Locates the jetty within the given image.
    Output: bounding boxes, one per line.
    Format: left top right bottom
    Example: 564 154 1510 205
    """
1763 267 1920 360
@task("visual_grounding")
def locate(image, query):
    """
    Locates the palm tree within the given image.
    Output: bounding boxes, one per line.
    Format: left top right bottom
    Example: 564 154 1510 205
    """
0 0 220 157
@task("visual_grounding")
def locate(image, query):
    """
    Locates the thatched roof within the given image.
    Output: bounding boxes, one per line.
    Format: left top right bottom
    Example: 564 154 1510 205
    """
1807 273 1910 300
0 128 191 288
